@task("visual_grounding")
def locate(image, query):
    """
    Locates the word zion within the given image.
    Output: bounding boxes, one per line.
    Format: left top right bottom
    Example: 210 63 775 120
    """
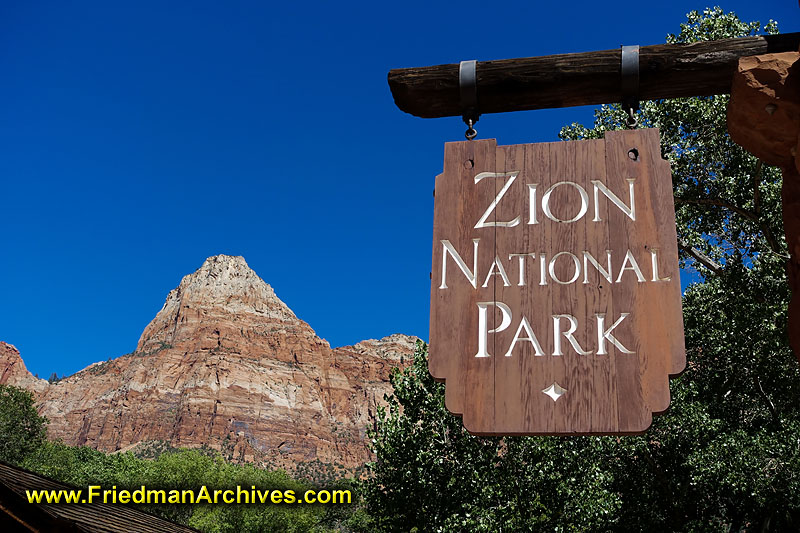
438 172 670 359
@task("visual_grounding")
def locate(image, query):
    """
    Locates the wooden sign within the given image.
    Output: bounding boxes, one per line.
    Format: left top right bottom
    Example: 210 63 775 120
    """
429 129 685 435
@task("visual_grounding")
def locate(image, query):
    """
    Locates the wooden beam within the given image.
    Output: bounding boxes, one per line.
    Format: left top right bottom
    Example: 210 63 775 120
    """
388 33 800 119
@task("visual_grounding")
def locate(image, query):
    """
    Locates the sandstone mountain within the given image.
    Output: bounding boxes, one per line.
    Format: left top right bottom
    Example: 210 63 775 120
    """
0 255 416 475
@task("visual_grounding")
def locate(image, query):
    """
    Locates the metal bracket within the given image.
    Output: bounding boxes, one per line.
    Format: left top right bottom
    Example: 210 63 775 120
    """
621 45 639 128
459 60 479 139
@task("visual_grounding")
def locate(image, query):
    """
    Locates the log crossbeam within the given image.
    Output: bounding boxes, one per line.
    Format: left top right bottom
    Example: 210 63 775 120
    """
388 33 800 118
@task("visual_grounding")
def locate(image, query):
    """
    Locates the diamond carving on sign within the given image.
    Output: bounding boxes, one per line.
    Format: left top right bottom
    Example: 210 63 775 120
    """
542 382 567 402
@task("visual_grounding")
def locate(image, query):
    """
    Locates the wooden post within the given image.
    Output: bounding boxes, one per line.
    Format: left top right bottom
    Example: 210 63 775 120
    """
726 50 800 359
784 166 800 359
388 33 800 118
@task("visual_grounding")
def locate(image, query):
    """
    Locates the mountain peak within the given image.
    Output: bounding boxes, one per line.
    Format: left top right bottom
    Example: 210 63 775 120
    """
0 342 48 392
197 254 253 277
171 254 289 311
0 256 416 474
137 255 308 353
187 255 267 292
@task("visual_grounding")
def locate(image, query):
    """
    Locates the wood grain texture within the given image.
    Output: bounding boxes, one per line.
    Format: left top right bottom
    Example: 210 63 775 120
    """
429 129 685 435
389 33 800 118
429 139 496 417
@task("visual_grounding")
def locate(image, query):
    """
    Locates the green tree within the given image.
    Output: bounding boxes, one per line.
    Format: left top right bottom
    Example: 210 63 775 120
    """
364 8 800 532
0 383 48 465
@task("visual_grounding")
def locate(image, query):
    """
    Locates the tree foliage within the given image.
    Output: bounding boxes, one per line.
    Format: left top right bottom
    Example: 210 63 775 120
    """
0 383 48 465
364 8 800 532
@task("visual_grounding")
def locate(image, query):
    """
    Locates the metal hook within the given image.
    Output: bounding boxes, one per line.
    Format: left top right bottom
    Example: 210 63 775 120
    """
626 108 638 129
465 119 477 140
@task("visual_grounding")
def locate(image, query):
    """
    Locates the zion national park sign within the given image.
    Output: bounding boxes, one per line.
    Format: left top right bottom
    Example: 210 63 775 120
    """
429 129 685 435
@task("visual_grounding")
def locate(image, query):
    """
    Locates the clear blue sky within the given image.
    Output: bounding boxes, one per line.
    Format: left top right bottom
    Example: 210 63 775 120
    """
1 2 795 378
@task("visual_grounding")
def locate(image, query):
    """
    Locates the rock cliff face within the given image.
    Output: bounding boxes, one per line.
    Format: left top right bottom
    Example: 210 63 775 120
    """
0 255 415 474
0 343 48 394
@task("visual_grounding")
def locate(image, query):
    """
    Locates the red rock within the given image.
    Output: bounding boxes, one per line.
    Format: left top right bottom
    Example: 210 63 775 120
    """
0 343 48 393
727 51 800 168
1 255 415 474
728 51 800 360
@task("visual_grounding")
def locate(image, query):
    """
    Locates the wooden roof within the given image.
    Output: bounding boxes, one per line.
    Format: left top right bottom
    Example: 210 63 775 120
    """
0 461 199 533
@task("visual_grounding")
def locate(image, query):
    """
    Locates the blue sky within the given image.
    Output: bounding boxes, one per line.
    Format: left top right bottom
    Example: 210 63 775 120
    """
1 1 795 378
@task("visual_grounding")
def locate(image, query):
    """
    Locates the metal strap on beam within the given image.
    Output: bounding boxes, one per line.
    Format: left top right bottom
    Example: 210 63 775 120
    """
459 60 479 139
621 45 640 127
